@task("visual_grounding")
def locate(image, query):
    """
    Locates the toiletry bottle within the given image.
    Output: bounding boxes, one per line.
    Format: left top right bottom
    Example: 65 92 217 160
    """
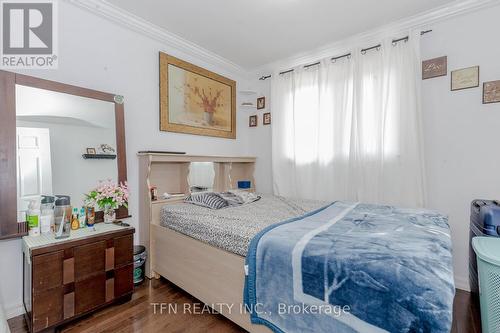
79 207 86 228
86 206 95 227
40 210 52 235
40 195 55 235
71 207 80 230
54 195 72 239
27 199 41 236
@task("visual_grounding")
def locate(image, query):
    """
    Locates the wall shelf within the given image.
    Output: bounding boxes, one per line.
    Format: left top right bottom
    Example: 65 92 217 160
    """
240 103 256 108
238 90 257 95
82 154 117 160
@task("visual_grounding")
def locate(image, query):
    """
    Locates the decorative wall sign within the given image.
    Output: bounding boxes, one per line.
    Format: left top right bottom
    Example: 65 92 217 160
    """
422 56 447 80
249 115 257 127
483 80 500 104
263 112 271 125
451 66 479 91
257 97 265 110
159 52 236 139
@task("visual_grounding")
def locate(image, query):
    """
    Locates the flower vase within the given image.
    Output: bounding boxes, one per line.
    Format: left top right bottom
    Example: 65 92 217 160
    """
103 206 116 224
204 112 214 125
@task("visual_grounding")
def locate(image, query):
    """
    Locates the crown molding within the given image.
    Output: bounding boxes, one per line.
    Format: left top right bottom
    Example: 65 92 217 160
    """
65 0 499 78
66 0 247 77
253 0 500 76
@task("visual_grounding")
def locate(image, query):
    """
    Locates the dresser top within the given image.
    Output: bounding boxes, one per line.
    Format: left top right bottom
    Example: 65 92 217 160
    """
23 223 134 257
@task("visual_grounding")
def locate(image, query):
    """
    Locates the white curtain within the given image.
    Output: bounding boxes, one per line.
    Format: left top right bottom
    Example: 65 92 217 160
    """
271 32 425 207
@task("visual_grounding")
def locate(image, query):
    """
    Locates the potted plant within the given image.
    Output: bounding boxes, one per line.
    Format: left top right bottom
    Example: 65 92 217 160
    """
85 180 129 223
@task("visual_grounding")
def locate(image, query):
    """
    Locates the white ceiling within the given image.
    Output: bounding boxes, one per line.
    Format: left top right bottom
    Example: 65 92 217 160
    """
106 0 456 69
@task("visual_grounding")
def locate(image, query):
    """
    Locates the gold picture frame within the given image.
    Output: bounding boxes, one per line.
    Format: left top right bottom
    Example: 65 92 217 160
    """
159 52 236 139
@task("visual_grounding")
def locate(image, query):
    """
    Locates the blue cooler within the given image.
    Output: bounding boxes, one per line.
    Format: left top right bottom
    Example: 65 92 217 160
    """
470 200 500 295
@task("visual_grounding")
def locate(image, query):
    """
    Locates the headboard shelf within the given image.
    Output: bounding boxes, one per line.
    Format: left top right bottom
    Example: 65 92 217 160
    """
151 197 187 205
137 153 256 276
137 152 256 163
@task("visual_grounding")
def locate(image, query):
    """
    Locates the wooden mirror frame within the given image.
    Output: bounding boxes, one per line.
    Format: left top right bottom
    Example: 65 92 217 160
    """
0 70 128 240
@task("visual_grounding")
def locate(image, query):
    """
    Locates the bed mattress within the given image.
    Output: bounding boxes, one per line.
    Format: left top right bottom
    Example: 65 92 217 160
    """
160 194 326 256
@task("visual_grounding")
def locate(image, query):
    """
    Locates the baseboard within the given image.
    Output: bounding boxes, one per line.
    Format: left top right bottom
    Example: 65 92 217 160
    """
5 303 24 320
455 275 470 292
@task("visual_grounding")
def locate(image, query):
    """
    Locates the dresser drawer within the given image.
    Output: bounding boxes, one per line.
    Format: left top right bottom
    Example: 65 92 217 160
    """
74 240 106 281
32 286 63 332
74 273 106 314
32 251 63 293
114 234 133 267
114 263 133 298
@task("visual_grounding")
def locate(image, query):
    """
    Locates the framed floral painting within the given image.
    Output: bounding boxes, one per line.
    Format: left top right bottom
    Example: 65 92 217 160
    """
159 52 236 139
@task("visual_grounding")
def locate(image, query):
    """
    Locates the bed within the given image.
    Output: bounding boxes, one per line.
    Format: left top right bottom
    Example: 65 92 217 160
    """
138 153 455 333
159 194 326 256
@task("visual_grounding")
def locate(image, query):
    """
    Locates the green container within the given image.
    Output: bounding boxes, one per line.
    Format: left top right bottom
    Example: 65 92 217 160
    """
27 214 39 229
472 236 500 333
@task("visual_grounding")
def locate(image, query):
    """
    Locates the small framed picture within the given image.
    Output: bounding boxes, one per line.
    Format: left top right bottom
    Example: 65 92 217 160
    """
483 80 500 104
98 143 116 154
422 56 447 80
86 147 96 155
263 112 271 125
257 97 265 110
249 115 258 127
451 66 479 91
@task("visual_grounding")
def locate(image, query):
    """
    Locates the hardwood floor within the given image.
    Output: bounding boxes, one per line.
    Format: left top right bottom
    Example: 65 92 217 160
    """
8 278 481 333
451 289 482 333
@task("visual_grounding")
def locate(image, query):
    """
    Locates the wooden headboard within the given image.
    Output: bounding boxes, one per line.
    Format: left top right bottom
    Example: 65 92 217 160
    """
137 153 256 276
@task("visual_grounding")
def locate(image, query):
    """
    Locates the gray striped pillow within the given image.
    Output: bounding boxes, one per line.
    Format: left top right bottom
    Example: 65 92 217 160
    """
184 192 228 209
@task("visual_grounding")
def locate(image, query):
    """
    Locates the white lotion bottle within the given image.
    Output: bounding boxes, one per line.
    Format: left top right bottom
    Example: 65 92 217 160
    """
27 200 41 236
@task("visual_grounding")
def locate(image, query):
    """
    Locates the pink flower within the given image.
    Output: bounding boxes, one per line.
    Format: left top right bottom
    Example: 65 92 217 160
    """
84 180 129 210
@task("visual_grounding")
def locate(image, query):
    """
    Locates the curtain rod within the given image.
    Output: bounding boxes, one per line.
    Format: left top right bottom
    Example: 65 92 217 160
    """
258 29 432 80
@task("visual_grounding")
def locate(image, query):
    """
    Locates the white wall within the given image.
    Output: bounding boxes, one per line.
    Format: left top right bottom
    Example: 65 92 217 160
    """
246 79 273 194
0 1 254 317
420 4 500 290
0 239 23 318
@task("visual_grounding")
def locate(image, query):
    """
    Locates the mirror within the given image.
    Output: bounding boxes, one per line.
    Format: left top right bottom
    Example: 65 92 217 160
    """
188 162 215 193
15 85 118 212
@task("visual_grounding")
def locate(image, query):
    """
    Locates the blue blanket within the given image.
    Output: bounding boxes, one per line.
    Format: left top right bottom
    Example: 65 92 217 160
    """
244 202 454 333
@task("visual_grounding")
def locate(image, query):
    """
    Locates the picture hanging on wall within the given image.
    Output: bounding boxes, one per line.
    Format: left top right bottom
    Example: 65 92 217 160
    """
249 115 258 127
451 66 479 91
422 56 447 80
263 112 271 125
483 80 500 104
257 97 266 110
159 52 236 139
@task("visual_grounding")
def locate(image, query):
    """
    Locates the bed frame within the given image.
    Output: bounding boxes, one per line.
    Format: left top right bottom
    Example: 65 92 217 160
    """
138 153 271 333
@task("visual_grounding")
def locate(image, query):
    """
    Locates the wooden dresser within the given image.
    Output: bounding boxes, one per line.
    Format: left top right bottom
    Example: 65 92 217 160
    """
22 224 135 332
